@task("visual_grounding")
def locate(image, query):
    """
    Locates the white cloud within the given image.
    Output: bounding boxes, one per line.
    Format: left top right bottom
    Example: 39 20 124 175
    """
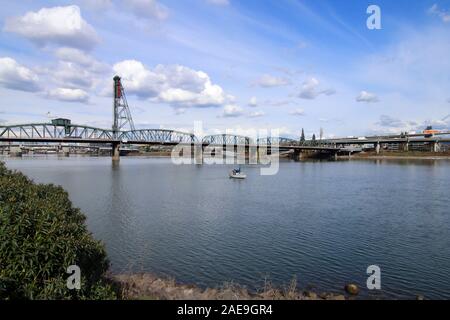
123 0 169 21
47 88 89 102
51 48 110 90
55 47 107 73
298 78 335 99
248 96 258 107
0 57 40 92
4 5 99 51
428 4 450 23
52 62 98 89
113 60 229 108
248 111 265 118
221 104 244 117
289 108 305 116
206 0 230 5
255 74 290 88
372 115 450 133
356 90 379 103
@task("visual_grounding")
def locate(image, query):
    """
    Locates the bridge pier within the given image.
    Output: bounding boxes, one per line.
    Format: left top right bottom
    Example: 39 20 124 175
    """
9 146 22 157
401 141 409 152
292 149 301 161
376 142 381 155
112 142 121 161
431 141 441 153
60 146 70 157
194 144 203 164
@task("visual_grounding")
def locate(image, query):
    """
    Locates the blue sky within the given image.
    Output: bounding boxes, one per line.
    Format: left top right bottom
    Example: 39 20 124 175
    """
0 0 449 138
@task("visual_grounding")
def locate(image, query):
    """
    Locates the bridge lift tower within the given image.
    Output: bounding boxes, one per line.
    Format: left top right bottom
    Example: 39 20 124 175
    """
112 76 135 160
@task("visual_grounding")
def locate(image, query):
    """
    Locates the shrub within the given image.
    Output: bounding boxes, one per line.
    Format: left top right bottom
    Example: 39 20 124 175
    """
0 161 117 299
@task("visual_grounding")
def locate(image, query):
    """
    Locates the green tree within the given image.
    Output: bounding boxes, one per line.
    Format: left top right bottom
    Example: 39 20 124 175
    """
312 134 316 145
300 128 305 145
0 162 117 300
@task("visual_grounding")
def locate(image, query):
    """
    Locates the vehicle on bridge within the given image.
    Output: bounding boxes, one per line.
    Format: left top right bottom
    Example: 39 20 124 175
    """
423 126 440 138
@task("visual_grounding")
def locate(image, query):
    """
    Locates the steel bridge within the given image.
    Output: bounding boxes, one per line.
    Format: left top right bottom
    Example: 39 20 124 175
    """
2 76 447 160
0 123 196 144
0 76 340 161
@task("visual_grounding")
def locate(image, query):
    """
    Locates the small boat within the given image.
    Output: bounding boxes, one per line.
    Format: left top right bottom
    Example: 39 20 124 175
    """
229 167 246 179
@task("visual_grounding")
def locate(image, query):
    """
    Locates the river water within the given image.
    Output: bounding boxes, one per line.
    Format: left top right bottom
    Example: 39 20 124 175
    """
3 156 450 299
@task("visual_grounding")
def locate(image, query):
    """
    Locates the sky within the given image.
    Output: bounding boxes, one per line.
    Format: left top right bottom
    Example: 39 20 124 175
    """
0 0 449 139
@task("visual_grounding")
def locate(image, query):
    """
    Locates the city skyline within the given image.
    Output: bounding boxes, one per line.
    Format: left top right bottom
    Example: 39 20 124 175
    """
0 0 449 139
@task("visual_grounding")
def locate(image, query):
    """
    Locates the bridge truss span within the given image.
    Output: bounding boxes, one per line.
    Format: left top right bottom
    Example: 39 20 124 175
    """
257 137 298 146
119 129 197 144
0 123 198 145
202 134 253 146
0 123 114 141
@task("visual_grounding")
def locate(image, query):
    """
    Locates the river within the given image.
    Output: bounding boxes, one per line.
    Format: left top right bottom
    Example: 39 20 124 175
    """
3 156 450 299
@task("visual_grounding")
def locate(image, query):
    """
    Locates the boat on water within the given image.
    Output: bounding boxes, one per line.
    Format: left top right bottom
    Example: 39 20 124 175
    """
229 167 246 179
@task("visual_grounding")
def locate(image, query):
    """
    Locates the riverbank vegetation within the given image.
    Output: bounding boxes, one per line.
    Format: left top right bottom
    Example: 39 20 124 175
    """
0 161 116 299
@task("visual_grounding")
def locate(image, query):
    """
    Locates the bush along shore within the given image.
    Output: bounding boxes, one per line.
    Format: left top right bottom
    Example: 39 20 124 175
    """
0 161 356 300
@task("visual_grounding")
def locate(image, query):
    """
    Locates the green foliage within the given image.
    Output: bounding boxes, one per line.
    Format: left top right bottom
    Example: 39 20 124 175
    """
0 162 117 300
300 129 305 145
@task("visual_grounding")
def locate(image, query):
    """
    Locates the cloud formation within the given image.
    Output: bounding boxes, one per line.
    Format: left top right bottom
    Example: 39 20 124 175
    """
356 90 379 103
51 48 109 91
248 111 265 118
298 78 335 99
4 5 99 51
123 0 169 21
47 87 89 102
428 4 450 23
255 74 290 88
221 104 244 117
248 96 258 107
0 57 40 92
55 47 107 72
113 60 229 108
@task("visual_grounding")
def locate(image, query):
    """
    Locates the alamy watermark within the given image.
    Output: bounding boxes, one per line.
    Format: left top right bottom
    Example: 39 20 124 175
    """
367 265 381 290
66 265 81 290
367 5 382 30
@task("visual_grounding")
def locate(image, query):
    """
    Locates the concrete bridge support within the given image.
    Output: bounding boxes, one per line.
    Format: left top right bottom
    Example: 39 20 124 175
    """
376 142 381 155
112 142 121 161
9 146 22 157
292 149 301 161
194 144 203 165
432 141 441 153
402 141 409 152
61 146 70 157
